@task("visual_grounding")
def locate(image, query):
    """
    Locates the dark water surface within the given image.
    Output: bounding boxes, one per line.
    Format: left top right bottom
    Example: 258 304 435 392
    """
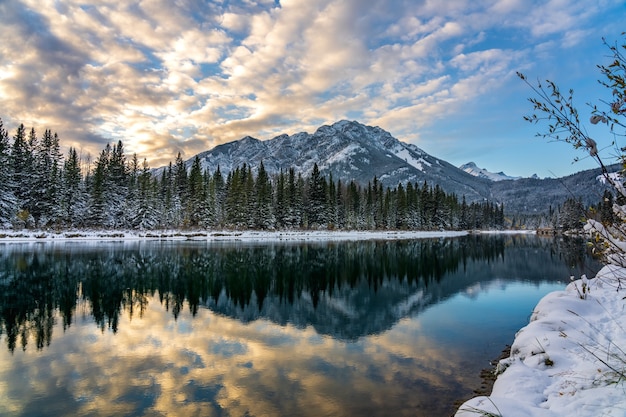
0 234 601 416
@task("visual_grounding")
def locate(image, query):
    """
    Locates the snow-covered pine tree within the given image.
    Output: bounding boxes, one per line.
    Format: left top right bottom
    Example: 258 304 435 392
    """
32 129 63 227
61 147 87 228
306 163 327 228
274 169 287 228
86 144 110 228
211 165 225 227
282 167 302 228
186 155 211 228
107 141 129 228
10 124 36 227
0 119 17 227
254 161 275 229
132 159 160 230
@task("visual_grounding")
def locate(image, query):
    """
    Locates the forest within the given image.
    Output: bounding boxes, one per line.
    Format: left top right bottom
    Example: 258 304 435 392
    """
0 118 507 231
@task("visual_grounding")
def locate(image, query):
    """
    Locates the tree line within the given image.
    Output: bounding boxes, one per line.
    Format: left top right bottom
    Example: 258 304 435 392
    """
0 119 505 231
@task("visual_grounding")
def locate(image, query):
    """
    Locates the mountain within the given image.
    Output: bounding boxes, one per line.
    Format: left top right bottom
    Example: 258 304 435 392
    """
460 162 521 181
184 120 492 201
169 120 611 214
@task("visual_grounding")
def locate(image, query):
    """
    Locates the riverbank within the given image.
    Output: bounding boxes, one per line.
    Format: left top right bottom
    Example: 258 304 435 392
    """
454 264 626 416
0 229 476 242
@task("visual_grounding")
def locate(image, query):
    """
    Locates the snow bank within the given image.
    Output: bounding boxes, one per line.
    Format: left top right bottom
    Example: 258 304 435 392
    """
455 265 626 417
0 229 469 242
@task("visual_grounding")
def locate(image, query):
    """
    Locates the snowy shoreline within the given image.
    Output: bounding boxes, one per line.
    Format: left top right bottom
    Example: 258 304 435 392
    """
455 265 626 417
0 229 482 242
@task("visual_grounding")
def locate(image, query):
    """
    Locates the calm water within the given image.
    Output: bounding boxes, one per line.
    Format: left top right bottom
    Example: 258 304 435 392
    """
0 234 600 417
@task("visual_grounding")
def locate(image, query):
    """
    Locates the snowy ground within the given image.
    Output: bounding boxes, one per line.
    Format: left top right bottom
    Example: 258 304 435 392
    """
0 229 471 242
455 264 626 417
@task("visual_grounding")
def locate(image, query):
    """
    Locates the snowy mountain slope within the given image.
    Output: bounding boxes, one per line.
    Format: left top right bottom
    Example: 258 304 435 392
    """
188 120 492 201
460 162 521 181
161 120 612 212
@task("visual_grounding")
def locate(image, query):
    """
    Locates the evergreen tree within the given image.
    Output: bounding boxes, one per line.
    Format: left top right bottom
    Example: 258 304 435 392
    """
254 161 275 229
33 129 63 227
133 159 160 230
283 168 303 228
211 165 225 227
225 165 247 227
307 163 327 228
61 147 87 227
10 124 35 226
173 152 188 198
159 162 180 228
274 169 287 228
186 156 210 227
87 144 110 227
0 119 17 227
335 178 345 229
108 141 129 228
244 164 255 228
559 198 585 231
396 183 408 229
459 196 469 230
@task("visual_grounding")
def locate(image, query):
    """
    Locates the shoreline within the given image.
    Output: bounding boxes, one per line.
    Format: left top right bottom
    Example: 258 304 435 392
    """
452 345 512 416
0 229 536 243
454 265 626 416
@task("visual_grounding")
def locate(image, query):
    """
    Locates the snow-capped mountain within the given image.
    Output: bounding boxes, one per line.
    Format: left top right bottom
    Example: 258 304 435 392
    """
186 120 491 201
166 120 611 213
459 162 521 181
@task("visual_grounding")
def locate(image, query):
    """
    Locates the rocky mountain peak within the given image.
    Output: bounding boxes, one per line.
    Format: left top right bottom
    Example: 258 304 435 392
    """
159 120 611 213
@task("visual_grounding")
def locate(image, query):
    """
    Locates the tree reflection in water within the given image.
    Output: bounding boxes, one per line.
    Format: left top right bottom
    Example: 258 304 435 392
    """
0 235 597 352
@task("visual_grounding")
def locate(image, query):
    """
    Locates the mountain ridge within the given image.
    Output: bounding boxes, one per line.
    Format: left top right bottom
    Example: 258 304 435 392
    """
459 162 523 182
167 120 610 214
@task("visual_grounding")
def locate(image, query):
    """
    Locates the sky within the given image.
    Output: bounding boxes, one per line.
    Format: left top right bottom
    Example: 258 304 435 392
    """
0 0 624 178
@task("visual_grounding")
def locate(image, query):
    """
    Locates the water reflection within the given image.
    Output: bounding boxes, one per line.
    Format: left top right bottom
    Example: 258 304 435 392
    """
0 235 595 352
0 235 600 417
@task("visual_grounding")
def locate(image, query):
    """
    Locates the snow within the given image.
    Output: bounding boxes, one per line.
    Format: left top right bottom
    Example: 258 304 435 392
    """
455 264 626 417
0 229 469 242
460 161 521 181
393 147 431 172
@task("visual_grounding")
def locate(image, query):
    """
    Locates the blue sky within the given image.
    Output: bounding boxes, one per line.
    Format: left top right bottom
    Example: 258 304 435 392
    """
0 0 624 177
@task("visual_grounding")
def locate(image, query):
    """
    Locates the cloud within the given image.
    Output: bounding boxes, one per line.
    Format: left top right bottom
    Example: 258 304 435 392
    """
0 0 621 170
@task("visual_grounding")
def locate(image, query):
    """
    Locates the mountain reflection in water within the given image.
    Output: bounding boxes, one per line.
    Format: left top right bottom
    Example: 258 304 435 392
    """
0 235 600 417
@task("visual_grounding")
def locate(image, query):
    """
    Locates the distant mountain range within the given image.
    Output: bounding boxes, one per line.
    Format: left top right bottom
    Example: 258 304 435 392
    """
168 120 612 215
459 162 525 182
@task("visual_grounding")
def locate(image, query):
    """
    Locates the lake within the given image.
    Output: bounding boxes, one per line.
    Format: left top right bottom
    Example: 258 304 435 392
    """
0 234 601 416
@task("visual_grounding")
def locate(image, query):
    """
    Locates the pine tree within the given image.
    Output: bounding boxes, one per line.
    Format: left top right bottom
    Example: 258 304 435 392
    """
186 156 210 227
0 119 17 227
211 165 225 227
10 124 35 227
282 167 302 228
87 144 113 228
396 183 408 229
133 159 160 230
307 163 327 228
459 196 469 230
32 129 63 227
244 164 255 228
159 162 180 228
61 147 87 227
225 165 247 228
108 141 129 228
255 161 275 229
274 169 287 228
